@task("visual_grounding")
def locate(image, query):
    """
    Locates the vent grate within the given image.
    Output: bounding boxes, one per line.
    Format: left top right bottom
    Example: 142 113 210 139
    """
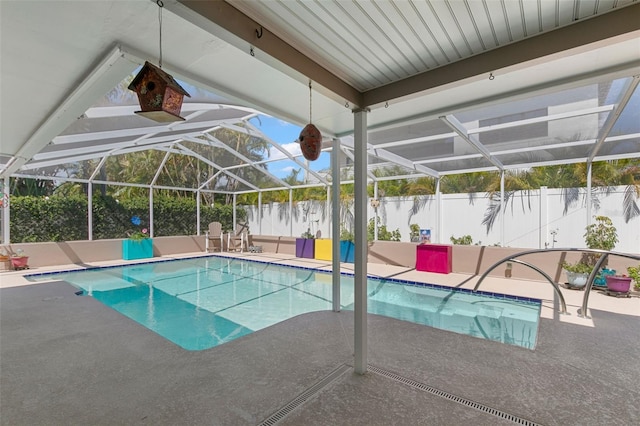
368 365 542 426
258 364 351 426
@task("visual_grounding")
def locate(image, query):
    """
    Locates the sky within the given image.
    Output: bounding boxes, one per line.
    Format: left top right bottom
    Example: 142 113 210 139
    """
248 115 331 180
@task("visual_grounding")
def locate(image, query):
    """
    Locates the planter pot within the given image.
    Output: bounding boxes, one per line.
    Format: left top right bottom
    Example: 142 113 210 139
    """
340 240 355 263
314 239 332 261
416 244 452 274
295 238 315 258
594 268 616 286
605 275 632 293
10 256 29 269
122 238 153 260
565 271 589 288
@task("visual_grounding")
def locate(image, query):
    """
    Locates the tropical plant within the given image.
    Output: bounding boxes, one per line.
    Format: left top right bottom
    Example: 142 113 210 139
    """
581 215 618 267
561 261 593 274
409 223 420 242
450 235 473 245
584 215 618 252
626 265 640 291
367 217 401 241
340 226 354 242
562 215 618 274
300 229 315 239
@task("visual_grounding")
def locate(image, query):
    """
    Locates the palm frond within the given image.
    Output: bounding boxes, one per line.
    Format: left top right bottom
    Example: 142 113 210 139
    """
623 185 640 223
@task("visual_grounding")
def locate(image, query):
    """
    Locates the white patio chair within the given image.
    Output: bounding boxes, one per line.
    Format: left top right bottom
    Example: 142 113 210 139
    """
205 222 224 252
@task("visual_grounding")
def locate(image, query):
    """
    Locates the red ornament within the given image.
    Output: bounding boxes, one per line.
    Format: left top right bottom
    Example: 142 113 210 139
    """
299 124 322 161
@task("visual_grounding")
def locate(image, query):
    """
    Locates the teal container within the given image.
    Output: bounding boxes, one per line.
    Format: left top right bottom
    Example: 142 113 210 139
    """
122 238 153 260
340 240 355 263
594 268 615 286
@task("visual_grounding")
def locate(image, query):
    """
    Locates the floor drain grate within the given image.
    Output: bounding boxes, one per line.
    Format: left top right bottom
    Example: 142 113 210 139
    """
258 363 351 426
368 365 543 426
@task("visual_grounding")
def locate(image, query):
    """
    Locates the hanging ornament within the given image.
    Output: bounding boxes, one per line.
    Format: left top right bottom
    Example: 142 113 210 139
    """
299 81 322 161
128 1 190 122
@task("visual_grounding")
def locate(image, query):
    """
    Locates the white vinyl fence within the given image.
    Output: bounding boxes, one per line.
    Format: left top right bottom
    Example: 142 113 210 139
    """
244 185 640 254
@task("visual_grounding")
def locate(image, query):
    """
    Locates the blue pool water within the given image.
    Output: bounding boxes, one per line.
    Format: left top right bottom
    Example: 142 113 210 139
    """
27 257 541 350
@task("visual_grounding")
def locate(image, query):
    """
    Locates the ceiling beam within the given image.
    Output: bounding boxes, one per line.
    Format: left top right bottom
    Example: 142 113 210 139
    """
363 4 640 107
440 115 504 171
167 0 362 107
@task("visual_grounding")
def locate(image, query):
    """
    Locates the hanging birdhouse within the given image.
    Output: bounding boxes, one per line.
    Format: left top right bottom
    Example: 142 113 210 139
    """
299 123 322 161
128 61 190 122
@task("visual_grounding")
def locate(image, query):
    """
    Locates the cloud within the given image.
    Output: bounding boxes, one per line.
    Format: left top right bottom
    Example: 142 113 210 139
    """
280 166 296 174
269 142 302 161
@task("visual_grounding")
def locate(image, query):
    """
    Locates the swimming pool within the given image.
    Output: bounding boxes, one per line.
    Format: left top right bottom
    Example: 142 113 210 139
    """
27 256 541 350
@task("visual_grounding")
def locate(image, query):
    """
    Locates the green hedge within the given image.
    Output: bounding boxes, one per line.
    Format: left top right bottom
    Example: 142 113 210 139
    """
9 195 245 243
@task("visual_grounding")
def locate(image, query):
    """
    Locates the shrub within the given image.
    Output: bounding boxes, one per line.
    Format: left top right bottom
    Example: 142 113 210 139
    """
9 195 245 243
450 235 473 245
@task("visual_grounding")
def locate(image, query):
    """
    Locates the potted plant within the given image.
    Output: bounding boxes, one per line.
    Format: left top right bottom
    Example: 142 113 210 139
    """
9 248 29 270
605 274 633 293
561 261 592 287
562 216 618 287
627 265 640 291
295 229 315 258
123 215 153 260
339 227 355 263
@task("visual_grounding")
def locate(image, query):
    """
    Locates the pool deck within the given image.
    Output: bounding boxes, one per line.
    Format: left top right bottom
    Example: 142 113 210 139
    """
1 252 639 425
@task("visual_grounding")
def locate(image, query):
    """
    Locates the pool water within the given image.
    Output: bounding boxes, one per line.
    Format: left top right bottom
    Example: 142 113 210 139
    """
27 257 541 350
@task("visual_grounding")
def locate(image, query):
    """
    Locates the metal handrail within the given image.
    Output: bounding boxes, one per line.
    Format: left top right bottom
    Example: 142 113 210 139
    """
472 248 640 319
473 254 567 315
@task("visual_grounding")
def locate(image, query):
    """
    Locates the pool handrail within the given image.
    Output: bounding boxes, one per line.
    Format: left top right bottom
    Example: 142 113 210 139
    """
472 248 640 318
472 253 567 315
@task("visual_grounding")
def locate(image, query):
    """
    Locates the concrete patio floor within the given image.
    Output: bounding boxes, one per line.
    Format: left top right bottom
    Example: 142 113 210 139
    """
1 252 639 425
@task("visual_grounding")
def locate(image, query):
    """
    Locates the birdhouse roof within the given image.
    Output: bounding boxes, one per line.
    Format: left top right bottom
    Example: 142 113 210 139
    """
128 61 191 97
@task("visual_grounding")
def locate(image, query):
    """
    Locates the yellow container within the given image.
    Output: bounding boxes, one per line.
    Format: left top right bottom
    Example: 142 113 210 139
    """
314 239 332 261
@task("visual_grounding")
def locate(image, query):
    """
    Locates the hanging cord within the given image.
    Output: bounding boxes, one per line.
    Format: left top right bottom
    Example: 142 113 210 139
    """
157 0 164 68
309 80 313 123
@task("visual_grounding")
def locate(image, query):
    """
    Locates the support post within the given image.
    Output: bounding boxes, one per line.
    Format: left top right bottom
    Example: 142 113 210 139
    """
353 109 369 375
435 178 441 244
88 183 93 241
149 188 154 238
258 192 262 236
540 186 548 249
586 161 592 226
373 181 378 241
500 171 505 246
331 138 341 312
2 177 10 244
233 193 237 230
326 186 331 238
196 190 201 236
289 189 293 237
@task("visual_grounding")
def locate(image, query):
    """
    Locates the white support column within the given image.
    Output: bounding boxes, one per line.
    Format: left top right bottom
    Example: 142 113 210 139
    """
353 109 369 375
289 189 293 237
373 181 379 241
326 186 331 238
196 191 201 236
586 162 592 226
500 171 505 247
435 178 441 244
258 192 262 235
540 186 548 249
331 138 341 312
2 177 10 244
233 193 237 230
88 183 93 241
149 188 154 238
